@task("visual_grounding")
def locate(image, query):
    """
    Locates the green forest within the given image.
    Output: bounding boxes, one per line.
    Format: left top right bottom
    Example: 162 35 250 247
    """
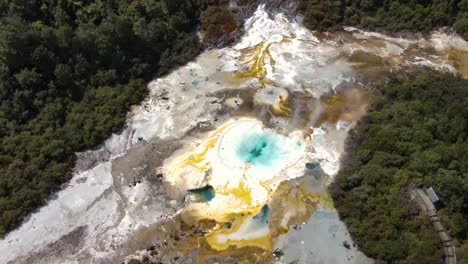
1 5 467 264
304 0 468 39
331 72 468 263
0 0 206 237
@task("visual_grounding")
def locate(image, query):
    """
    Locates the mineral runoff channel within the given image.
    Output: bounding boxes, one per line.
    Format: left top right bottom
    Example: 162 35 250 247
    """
1 5 467 264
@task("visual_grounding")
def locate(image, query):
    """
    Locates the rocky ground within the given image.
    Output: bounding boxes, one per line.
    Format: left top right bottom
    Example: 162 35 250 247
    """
0 3 466 264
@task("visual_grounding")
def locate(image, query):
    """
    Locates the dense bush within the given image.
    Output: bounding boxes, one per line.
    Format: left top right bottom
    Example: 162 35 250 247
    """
0 0 204 237
200 4 237 45
332 73 468 263
304 0 468 39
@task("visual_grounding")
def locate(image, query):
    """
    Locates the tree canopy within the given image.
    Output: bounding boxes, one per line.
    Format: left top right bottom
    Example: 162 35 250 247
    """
332 72 468 263
0 0 204 237
304 0 468 39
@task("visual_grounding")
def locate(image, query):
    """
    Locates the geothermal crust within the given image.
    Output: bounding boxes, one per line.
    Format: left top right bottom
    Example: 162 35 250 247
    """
1 4 467 264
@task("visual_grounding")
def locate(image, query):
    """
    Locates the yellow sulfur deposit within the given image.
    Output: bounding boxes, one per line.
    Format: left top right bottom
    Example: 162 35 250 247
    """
448 49 468 78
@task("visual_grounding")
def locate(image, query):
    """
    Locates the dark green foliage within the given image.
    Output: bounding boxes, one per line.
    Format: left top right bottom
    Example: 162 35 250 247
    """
304 0 343 31
455 11 468 39
0 0 204 237
304 0 468 39
333 73 468 263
